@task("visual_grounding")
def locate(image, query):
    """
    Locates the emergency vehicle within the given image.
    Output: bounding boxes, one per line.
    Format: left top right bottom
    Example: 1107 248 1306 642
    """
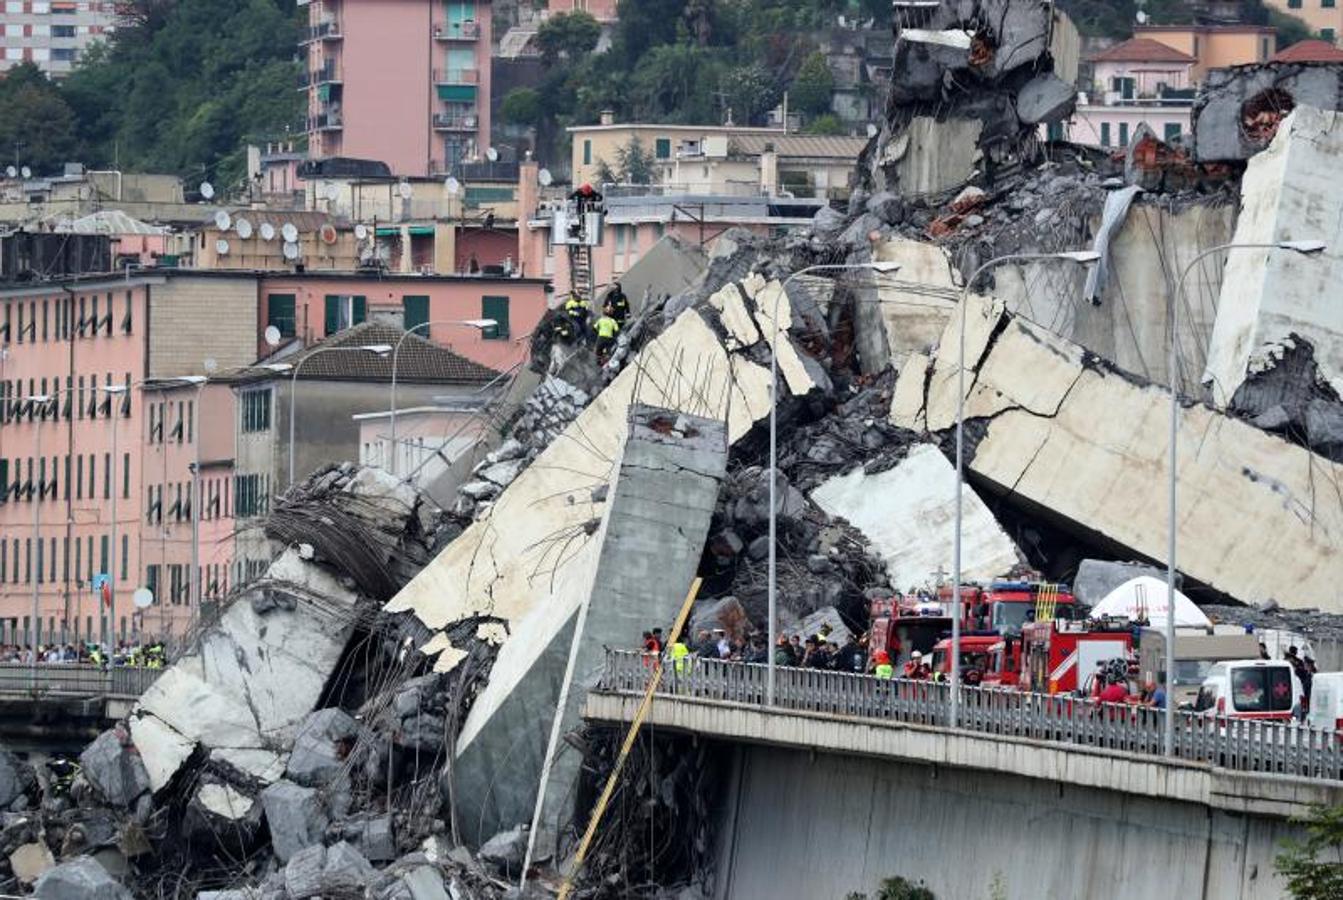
1020 617 1135 695
929 635 1011 686
867 593 951 669
1191 660 1303 722
937 580 1079 636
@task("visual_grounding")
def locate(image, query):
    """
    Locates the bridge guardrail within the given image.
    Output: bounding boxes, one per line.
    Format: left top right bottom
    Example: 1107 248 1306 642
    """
598 649 1343 782
0 663 162 698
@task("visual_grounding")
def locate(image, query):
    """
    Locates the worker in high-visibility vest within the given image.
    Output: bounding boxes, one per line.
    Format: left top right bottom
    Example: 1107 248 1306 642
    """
594 309 620 363
564 293 591 337
873 650 894 680
670 638 691 676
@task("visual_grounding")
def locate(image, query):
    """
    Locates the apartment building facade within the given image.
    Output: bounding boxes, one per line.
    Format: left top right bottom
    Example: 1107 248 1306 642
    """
1065 37 1196 149
0 0 114 77
298 0 492 178
0 272 257 646
1263 0 1342 44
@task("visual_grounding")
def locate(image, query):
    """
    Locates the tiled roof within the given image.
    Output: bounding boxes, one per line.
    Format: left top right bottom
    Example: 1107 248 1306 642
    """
280 322 500 384
1270 39 1343 63
727 133 870 160
1090 37 1196 64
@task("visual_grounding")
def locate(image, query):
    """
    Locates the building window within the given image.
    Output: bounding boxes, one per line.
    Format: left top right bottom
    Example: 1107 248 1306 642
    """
1288 0 1301 7
52 24 76 37
1324 28 1337 42
583 139 592 166
403 295 430 332
1118 122 1129 146
1100 122 1111 147
267 293 297 338
323 294 367 335
482 295 510 339
655 137 671 159
1164 122 1182 142
240 388 272 433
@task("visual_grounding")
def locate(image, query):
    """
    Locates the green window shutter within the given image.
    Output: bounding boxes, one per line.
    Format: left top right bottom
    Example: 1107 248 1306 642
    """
403 295 430 332
324 295 341 336
482 295 509 339
655 138 671 159
437 84 477 102
1118 122 1129 146
583 140 591 165
1100 122 1111 147
353 296 367 324
268 294 296 337
1163 123 1181 142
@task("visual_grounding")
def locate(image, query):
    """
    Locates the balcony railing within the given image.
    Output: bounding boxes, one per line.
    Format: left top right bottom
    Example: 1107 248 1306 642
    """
598 649 1343 782
0 662 163 699
433 67 478 85
300 20 342 43
433 112 479 131
307 110 343 131
298 62 341 89
434 20 480 40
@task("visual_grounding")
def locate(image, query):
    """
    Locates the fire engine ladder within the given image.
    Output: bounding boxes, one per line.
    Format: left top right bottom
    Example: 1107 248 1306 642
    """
568 243 595 305
1035 583 1059 623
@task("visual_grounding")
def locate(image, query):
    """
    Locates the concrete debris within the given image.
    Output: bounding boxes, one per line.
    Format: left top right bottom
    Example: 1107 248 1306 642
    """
338 814 397 863
283 843 327 900
260 780 330 864
286 708 359 787
9 841 54 884
786 607 853 648
1015 73 1076 125
0 750 37 810
811 444 1021 591
33 856 132 900
1193 63 1343 162
477 825 528 877
78 731 150 809
1072 559 1173 607
1205 106 1343 406
1229 337 1343 460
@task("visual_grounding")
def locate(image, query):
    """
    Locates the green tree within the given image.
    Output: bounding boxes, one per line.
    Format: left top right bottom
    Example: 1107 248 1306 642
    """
501 87 544 127
804 113 844 135
630 43 720 122
614 136 656 183
536 10 602 64
791 51 834 116
0 63 77 174
720 63 778 126
1277 804 1343 899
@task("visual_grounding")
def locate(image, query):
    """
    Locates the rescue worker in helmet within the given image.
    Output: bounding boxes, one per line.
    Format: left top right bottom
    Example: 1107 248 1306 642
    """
605 281 630 326
594 306 620 364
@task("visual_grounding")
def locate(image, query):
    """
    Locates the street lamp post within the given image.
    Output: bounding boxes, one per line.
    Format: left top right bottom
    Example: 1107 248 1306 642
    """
389 319 495 475
951 251 1099 729
22 392 52 687
1163 238 1326 756
766 260 901 706
288 345 392 487
100 384 127 654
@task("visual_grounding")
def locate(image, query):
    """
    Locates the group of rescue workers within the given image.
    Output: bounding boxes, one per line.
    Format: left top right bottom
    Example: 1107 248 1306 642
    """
557 281 629 365
0 641 166 669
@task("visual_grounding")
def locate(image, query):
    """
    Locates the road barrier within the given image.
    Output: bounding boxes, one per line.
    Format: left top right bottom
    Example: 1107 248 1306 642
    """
0 663 161 699
599 649 1343 781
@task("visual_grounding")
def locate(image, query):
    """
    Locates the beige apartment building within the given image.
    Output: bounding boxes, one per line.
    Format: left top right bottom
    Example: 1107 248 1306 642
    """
0 0 115 76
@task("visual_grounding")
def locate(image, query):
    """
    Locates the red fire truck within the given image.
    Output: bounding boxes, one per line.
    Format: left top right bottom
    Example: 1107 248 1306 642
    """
1019 618 1136 695
867 593 951 669
938 580 1080 636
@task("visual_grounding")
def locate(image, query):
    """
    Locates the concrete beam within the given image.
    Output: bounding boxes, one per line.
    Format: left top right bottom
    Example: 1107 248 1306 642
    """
584 691 1343 819
891 294 1343 609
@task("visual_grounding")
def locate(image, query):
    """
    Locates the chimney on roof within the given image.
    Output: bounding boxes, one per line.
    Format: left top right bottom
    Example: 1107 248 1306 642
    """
759 145 778 197
599 109 615 126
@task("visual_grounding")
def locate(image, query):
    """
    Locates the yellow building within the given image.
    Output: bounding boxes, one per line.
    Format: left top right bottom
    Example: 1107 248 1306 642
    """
567 117 789 189
1135 24 1277 82
1261 0 1341 45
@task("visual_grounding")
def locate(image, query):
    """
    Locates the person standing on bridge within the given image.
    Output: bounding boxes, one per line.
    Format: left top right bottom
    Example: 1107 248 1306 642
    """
873 651 894 680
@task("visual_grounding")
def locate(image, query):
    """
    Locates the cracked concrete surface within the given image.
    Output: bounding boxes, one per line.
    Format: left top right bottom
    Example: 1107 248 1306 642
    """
893 292 1343 609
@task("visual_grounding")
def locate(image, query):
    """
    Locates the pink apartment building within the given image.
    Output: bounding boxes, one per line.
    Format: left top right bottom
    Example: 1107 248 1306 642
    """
299 0 493 178
1058 37 1196 149
0 271 260 646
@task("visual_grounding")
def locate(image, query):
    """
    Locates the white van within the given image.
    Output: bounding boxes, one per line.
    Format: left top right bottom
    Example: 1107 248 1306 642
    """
1307 672 1343 733
1191 660 1303 722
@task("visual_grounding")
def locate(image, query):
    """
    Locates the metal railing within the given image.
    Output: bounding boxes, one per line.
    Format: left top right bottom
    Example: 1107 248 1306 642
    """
433 112 478 131
598 650 1343 782
433 67 478 85
434 21 479 39
301 21 342 43
0 663 162 699
297 63 341 89
307 110 343 131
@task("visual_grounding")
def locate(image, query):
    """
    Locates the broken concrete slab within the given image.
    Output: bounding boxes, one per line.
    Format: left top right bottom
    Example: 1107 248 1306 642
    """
901 293 1343 609
10 841 54 884
33 856 132 900
341 814 397 863
888 117 983 198
889 29 973 103
210 748 288 783
706 281 763 351
1193 64 1343 162
811 444 1021 590
1073 559 1172 606
283 844 326 900
321 840 375 894
79 730 151 808
754 280 832 397
478 825 528 877
1204 106 1343 406
127 714 193 794
0 750 35 809
852 237 960 374
260 780 329 864
1016 73 1076 125
285 708 358 787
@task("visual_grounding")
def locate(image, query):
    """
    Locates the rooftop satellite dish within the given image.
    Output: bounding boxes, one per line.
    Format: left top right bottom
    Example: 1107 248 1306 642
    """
354 223 369 241
445 176 461 196
1136 9 1149 23
259 222 277 242
281 222 299 243
235 217 253 239
132 588 154 610
200 181 215 200
4 166 16 178
215 238 231 256
538 168 553 187
319 223 338 245
214 210 232 231
398 181 414 200
264 325 282 347
20 166 31 179
486 146 499 162
203 357 218 373
283 241 300 261
323 182 340 201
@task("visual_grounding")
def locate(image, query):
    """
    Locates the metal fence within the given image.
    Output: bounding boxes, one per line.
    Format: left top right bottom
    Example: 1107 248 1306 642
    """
0 664 161 699
599 650 1343 782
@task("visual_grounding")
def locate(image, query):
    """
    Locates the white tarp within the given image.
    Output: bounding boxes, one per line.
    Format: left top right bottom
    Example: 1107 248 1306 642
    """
1089 575 1211 628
